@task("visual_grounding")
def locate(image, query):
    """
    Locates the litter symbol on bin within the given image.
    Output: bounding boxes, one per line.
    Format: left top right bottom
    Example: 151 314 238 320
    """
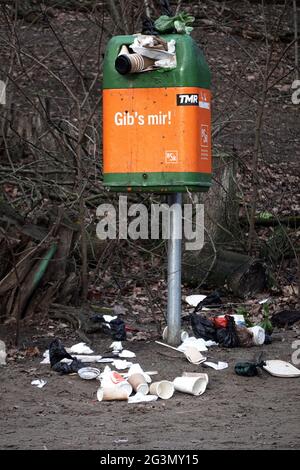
165 150 178 163
201 125 208 147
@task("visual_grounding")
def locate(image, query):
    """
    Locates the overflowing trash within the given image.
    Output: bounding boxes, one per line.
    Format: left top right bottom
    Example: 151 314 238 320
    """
38 336 213 403
115 34 176 75
189 305 273 349
35 289 300 407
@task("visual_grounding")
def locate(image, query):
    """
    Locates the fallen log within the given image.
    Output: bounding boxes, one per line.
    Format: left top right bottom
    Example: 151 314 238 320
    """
183 248 267 298
240 215 300 228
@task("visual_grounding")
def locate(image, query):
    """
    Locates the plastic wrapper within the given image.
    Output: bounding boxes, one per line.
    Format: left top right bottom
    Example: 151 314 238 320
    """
216 315 239 348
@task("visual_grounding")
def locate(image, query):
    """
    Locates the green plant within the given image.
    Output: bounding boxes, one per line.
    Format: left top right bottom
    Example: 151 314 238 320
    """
235 306 254 327
259 302 273 335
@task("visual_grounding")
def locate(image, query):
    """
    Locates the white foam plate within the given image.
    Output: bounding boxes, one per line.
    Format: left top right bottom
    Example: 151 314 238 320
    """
263 360 300 378
78 367 101 380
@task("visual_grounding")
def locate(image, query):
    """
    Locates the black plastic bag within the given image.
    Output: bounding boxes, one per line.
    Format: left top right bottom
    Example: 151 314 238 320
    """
193 290 222 313
49 338 73 367
190 313 217 341
264 334 272 345
235 358 266 377
110 318 127 341
216 315 240 348
91 314 106 324
91 314 127 341
52 358 86 375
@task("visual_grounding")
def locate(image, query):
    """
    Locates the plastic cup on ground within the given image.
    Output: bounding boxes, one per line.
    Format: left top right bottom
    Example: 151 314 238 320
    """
97 386 129 402
128 373 149 395
173 375 208 396
162 326 189 343
149 380 174 399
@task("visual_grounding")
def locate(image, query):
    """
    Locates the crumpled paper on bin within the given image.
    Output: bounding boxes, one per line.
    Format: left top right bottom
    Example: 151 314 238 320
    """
130 34 176 70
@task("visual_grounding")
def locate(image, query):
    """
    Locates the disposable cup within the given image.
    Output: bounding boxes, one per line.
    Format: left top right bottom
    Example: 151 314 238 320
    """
128 373 149 395
173 375 208 396
104 370 133 396
184 347 206 364
149 380 174 399
97 386 129 402
162 326 189 342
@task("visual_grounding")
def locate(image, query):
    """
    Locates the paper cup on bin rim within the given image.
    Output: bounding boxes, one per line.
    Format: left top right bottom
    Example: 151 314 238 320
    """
149 380 174 400
128 373 149 395
97 386 129 402
173 375 208 396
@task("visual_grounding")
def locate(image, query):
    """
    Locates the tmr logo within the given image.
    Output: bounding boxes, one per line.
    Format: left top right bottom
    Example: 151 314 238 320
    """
177 94 199 106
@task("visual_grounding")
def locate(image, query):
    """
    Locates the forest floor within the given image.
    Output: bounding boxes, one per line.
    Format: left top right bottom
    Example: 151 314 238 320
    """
0 320 300 450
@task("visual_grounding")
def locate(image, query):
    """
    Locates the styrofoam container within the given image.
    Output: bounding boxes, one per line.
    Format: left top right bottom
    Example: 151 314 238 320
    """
78 367 101 380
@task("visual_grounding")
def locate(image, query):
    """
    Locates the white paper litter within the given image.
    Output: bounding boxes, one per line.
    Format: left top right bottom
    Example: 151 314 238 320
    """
113 360 133 370
205 340 218 347
119 350 136 358
128 392 158 404
131 34 176 70
177 337 208 353
110 341 123 351
259 298 269 304
68 342 94 355
31 379 47 388
204 361 228 370
103 315 117 323
40 351 112 365
185 295 207 307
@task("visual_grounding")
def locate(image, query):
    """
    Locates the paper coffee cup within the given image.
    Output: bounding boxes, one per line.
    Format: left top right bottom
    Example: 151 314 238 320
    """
173 375 208 396
97 386 129 402
149 380 174 399
128 373 149 395
182 372 209 378
248 326 265 346
104 370 133 396
162 326 189 342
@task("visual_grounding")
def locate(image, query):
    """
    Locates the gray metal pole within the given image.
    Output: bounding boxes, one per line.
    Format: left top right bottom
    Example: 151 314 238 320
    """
166 192 182 346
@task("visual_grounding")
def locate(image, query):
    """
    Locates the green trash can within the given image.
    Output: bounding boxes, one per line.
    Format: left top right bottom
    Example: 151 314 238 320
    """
102 34 211 193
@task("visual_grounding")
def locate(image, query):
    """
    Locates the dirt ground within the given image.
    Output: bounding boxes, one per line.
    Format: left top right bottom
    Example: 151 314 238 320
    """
1 323 299 450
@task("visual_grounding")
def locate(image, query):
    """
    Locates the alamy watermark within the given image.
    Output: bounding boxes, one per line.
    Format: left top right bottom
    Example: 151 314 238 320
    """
96 196 204 250
0 80 6 105
291 79 300 104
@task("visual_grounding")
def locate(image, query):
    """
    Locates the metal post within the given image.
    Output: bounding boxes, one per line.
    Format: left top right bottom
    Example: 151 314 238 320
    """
166 192 182 346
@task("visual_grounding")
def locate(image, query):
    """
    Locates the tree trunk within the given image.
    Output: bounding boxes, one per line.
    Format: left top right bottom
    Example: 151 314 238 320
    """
182 152 267 297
